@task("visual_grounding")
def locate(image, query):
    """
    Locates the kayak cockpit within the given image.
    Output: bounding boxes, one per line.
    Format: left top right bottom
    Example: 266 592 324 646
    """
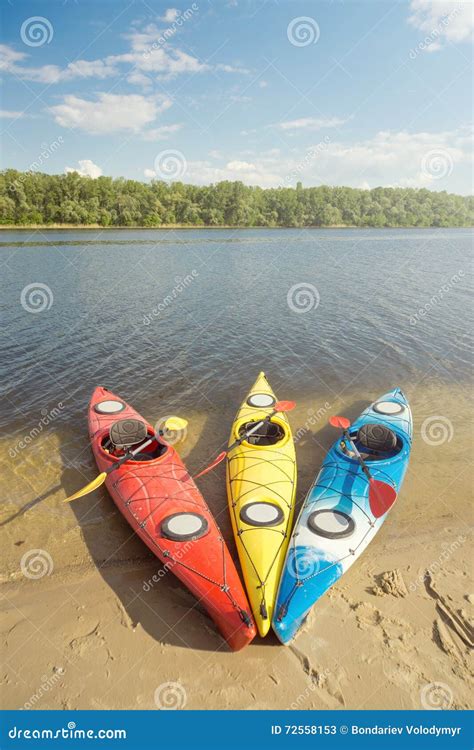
339 422 402 461
100 419 168 462
101 433 167 461
239 420 286 446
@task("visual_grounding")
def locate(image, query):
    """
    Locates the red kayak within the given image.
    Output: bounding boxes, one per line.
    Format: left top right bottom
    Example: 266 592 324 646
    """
88 386 256 651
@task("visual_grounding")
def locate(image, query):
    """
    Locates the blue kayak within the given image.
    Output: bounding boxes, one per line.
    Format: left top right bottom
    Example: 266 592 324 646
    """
273 388 413 644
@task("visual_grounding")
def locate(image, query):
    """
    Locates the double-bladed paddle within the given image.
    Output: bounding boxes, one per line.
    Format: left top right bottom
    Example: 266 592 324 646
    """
63 416 188 503
328 415 397 517
194 400 296 479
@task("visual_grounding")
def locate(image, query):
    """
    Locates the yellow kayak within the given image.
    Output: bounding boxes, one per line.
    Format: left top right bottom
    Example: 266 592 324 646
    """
226 372 297 636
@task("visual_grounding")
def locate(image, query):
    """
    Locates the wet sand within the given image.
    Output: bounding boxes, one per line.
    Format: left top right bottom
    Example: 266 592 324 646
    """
1 382 472 711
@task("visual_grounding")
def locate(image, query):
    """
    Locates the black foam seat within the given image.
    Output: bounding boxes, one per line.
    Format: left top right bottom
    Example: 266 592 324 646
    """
357 423 396 452
110 419 147 449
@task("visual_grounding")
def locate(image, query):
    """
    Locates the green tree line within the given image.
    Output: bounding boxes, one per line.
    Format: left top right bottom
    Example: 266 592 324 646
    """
0 169 472 227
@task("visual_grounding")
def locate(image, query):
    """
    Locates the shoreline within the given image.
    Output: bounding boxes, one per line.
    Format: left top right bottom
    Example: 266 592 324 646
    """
2 382 472 710
0 223 472 231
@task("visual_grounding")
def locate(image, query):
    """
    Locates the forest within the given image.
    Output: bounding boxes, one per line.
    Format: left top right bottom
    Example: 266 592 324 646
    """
1 169 472 228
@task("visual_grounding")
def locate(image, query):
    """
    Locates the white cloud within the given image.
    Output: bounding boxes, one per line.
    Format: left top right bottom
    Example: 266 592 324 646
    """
126 71 153 89
0 43 27 68
0 45 118 83
161 8 180 23
226 160 257 172
0 110 26 118
66 159 103 178
174 128 472 192
62 59 119 80
276 116 349 131
408 0 474 49
49 93 172 134
144 168 156 178
116 36 210 77
184 160 281 187
0 19 248 87
320 129 468 188
142 123 183 140
215 63 251 74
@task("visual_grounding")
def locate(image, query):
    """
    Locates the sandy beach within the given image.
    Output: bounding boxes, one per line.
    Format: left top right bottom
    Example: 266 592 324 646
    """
1 381 472 711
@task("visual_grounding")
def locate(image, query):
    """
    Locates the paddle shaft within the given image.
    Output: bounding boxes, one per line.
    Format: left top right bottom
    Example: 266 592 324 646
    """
342 429 372 482
193 408 283 479
228 410 277 453
105 435 155 474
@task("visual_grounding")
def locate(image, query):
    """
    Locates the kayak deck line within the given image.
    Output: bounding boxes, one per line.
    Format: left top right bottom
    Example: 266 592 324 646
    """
228 450 295 624
110 458 254 626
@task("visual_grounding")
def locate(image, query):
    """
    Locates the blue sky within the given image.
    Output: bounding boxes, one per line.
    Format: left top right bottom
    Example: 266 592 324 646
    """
1 0 472 193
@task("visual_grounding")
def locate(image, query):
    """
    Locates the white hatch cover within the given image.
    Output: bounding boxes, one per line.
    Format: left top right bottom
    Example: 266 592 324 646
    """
247 393 276 408
240 501 284 527
161 513 209 541
307 509 355 539
373 401 405 415
94 400 126 414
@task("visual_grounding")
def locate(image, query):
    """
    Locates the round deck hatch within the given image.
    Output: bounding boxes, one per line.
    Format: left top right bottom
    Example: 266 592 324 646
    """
373 401 405 415
240 502 284 527
161 513 209 541
307 509 355 539
94 400 126 415
246 393 276 408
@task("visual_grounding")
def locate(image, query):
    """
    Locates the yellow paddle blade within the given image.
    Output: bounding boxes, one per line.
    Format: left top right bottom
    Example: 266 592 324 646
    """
164 416 188 432
63 472 107 503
